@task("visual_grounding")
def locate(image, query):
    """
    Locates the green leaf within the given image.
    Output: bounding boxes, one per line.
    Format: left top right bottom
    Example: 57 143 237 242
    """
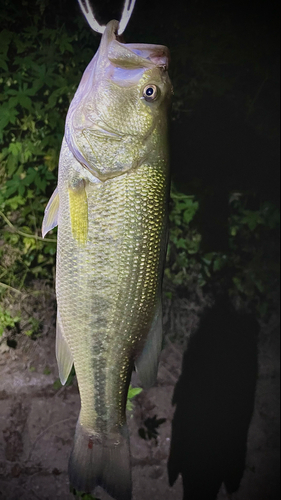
0 58 8 71
232 276 244 292
213 255 227 271
176 238 188 249
241 210 263 231
0 307 20 335
53 379 62 390
202 252 215 265
18 94 32 110
127 386 143 399
8 142 22 156
7 154 18 176
0 104 19 132
0 29 13 56
8 96 19 108
5 195 26 210
126 385 142 411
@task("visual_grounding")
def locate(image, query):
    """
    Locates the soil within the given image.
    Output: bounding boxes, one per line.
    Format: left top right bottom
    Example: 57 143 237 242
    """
0 288 279 500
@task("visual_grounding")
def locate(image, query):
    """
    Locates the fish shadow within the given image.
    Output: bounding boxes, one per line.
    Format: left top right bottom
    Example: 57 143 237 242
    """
168 297 259 500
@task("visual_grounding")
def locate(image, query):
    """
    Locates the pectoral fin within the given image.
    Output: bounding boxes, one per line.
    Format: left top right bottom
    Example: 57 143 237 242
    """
56 310 73 385
135 301 163 389
68 180 88 245
42 187 59 237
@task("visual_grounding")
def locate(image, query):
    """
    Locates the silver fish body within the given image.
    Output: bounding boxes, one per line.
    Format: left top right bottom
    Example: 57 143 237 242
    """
43 19 172 500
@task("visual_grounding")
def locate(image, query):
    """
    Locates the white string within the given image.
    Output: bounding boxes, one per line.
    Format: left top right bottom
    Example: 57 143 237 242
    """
118 0 136 35
77 0 105 33
77 0 136 35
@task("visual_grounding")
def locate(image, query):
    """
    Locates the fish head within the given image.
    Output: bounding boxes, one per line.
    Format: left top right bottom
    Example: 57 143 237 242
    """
65 20 172 181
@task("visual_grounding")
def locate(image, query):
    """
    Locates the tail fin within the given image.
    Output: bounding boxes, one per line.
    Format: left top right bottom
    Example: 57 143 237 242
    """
68 419 132 500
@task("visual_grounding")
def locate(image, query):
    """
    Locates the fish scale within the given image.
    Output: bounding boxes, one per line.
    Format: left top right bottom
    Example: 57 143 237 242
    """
42 16 171 500
57 156 167 433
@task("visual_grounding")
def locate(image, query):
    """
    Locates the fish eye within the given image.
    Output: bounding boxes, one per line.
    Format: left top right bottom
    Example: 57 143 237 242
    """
143 84 158 102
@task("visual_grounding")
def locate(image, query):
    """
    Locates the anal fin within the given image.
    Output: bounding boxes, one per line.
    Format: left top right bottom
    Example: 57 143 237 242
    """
56 310 73 385
135 301 163 389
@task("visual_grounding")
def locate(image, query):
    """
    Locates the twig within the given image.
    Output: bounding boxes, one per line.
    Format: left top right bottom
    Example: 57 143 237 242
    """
27 417 75 460
24 289 55 297
0 210 56 243
0 269 8 280
160 364 178 384
165 336 183 358
0 282 55 299
0 281 23 295
54 384 67 398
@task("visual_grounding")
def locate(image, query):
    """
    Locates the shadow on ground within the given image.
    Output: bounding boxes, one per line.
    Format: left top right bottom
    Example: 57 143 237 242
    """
168 297 259 500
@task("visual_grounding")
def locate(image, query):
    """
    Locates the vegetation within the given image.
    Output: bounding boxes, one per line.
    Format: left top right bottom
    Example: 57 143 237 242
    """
139 415 167 442
0 305 20 336
0 0 96 302
0 2 278 500
166 187 279 316
0 0 279 336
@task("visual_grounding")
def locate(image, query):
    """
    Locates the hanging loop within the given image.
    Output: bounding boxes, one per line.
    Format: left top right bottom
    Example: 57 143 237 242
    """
77 0 136 35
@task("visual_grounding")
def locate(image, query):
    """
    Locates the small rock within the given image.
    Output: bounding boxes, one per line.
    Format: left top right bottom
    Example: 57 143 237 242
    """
52 467 61 475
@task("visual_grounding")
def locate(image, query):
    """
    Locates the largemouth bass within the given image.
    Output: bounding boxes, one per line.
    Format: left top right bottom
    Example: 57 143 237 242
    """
42 12 172 500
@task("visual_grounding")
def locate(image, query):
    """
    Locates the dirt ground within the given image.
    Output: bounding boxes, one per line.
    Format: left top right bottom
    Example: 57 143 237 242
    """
0 290 280 500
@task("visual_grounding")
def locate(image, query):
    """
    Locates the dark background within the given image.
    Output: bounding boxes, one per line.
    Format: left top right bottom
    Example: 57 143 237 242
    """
78 0 280 193
0 1 279 499
74 0 280 253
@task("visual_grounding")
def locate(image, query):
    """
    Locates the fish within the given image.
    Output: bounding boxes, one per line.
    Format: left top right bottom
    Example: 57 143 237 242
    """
42 4 172 500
